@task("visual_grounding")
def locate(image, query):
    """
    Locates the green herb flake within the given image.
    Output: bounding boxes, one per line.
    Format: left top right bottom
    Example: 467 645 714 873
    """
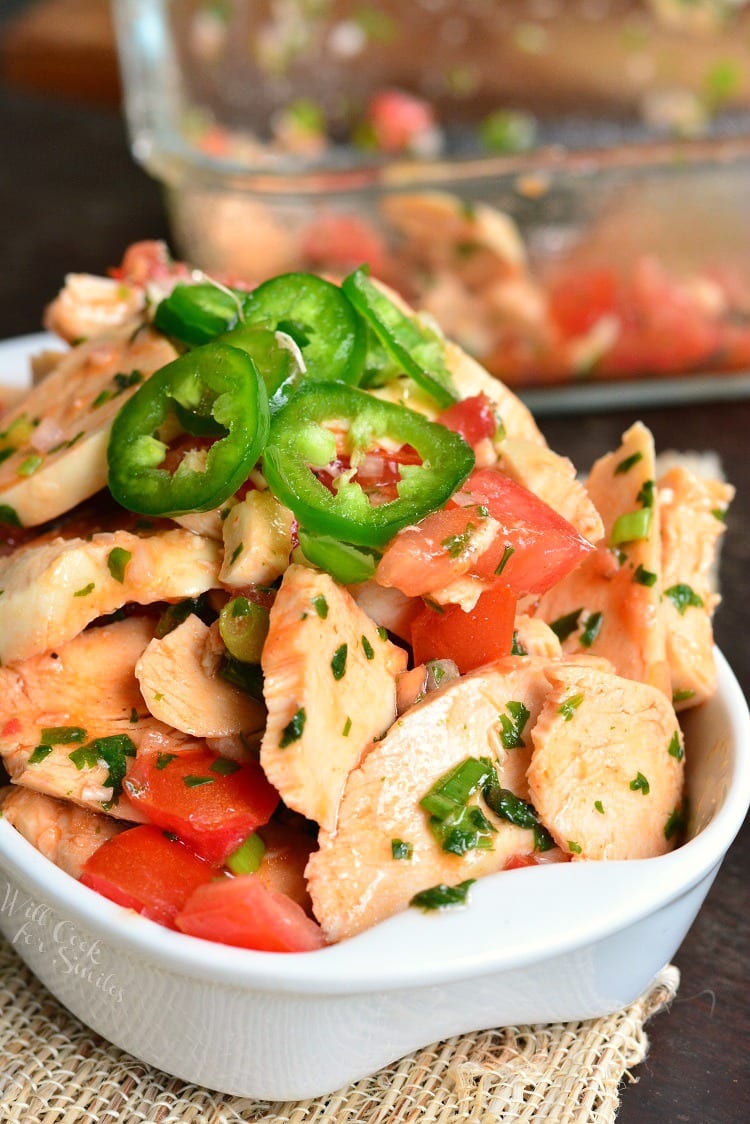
230 543 244 565
614 451 643 475
483 784 539 829
88 734 137 799
92 389 112 408
17 454 43 477
113 370 144 394
28 745 53 765
558 693 584 721
410 879 475 912
155 752 177 770
210 757 241 776
0 505 21 528
280 707 306 748
511 631 528 656
580 611 603 649
672 688 695 704
107 546 132 583
69 745 100 771
391 839 413 860
630 771 651 795
441 524 475 559
40 725 87 745
637 479 656 508
312 594 329 619
568 840 583 854
668 731 684 761
549 608 582 643
331 643 348 681
342 716 352 737
499 700 530 748
594 800 605 814
495 544 515 576
73 582 95 598
711 507 727 523
361 635 375 660
664 583 704 615
129 707 140 723
184 775 215 787
633 563 657 587
533 823 555 852
377 625 388 641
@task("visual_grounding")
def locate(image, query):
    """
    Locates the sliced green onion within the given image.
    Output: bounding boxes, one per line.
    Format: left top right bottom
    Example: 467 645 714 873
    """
226 832 266 875
610 507 652 545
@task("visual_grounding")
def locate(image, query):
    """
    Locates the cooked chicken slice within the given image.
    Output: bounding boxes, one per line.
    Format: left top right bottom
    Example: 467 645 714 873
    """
536 422 670 695
658 464 734 709
0 786 124 878
349 580 419 642
0 325 176 527
0 616 194 819
135 613 265 738
220 489 294 588
260 564 408 833
528 663 684 860
382 192 527 287
307 657 559 942
44 272 147 344
0 526 221 664
497 438 604 544
512 614 562 659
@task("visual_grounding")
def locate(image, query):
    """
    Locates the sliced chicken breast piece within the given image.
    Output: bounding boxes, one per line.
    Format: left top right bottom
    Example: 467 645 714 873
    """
260 564 408 833
658 464 734 710
307 657 558 942
0 325 176 527
0 616 195 819
0 526 221 663
0 786 125 878
528 663 684 861
135 613 266 738
536 422 670 695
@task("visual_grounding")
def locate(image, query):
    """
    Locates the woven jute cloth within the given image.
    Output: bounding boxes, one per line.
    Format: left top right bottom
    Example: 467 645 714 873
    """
0 938 678 1124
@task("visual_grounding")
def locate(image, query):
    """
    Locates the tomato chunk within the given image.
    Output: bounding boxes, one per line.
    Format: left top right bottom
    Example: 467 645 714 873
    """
123 749 279 865
80 825 216 927
438 393 497 447
411 583 516 674
364 88 437 154
377 467 592 598
175 874 326 952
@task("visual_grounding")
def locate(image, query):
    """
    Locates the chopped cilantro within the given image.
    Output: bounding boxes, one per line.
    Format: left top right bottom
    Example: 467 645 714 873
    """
665 807 687 841
129 707 140 723
0 505 21 527
391 839 413 860
73 582 95 598
361 635 375 660
568 840 582 854
664 583 704 615
633 564 657 587
342 716 352 737
549 608 582 643
377 625 388 641
483 785 539 830
410 879 475 911
510 631 528 656
668 731 684 761
499 700 530 748
280 707 306 748
580 611 603 648
184 775 215 787
230 543 244 565
210 757 241 776
558 693 584 721
331 643 348 681
614 451 643 475
630 771 650 794
312 594 328 619
637 479 656 508
594 800 605 814
40 726 86 745
107 546 132 583
672 688 695 704
28 745 52 765
155 752 177 770
441 524 475 558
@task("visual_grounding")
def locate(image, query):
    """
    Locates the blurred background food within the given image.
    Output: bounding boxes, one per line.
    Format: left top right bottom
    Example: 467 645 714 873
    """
2 0 750 394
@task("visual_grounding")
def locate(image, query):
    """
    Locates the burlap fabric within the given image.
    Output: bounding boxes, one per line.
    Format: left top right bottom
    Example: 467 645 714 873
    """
0 938 678 1124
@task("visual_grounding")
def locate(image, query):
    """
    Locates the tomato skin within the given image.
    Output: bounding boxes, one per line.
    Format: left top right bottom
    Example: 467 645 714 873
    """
175 874 326 952
548 268 618 339
438 393 497 447
301 213 387 276
365 89 437 153
377 467 592 598
80 825 216 927
123 749 279 865
411 583 516 674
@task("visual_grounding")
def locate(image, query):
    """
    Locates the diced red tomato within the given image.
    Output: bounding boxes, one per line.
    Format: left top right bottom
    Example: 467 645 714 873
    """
548 267 619 339
437 393 497 447
503 853 540 871
79 825 216 927
410 583 516 674
123 749 279 865
377 467 592 598
301 213 387 276
175 874 326 952
465 468 593 593
364 88 437 154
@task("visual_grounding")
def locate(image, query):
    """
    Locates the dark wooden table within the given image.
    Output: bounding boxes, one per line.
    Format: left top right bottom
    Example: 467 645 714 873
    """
0 84 747 1122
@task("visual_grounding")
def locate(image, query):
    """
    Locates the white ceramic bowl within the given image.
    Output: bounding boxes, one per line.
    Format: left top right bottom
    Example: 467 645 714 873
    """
1 647 748 1099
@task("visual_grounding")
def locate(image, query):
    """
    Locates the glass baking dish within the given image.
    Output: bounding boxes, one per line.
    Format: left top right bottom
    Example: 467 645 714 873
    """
112 0 750 409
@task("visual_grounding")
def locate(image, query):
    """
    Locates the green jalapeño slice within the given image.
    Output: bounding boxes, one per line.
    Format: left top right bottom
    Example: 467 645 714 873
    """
261 382 475 548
